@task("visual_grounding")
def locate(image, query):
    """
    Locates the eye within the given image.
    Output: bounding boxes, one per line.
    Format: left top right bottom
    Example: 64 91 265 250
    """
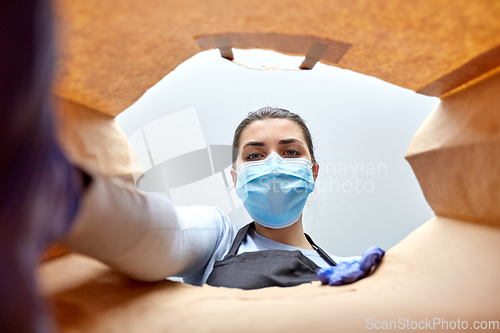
246 151 262 160
284 148 299 157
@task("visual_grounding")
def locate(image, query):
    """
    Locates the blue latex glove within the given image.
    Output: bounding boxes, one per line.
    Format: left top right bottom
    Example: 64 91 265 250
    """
317 246 385 286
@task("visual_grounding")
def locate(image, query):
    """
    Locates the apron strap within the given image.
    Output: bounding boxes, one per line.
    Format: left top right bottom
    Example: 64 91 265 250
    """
225 222 254 258
305 233 338 266
226 222 337 267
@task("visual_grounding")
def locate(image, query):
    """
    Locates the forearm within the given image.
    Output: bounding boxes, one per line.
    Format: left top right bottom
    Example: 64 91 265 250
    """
59 171 224 282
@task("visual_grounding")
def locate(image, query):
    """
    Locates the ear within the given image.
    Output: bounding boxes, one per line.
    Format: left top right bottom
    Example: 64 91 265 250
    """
312 164 319 181
230 168 238 187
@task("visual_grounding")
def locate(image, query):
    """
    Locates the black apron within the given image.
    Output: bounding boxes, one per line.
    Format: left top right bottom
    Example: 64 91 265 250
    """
206 222 337 290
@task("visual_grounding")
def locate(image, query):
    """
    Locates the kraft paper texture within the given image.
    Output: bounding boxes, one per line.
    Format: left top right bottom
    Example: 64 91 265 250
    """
39 216 500 332
52 0 500 116
38 0 500 330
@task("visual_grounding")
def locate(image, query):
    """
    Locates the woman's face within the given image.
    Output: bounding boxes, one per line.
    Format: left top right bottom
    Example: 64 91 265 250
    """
231 118 319 185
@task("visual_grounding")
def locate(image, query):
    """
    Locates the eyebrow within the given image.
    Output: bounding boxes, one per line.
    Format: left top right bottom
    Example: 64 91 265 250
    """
279 138 304 146
242 138 305 149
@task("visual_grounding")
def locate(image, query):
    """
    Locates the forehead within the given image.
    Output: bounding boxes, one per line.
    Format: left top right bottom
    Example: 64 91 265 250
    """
239 118 306 146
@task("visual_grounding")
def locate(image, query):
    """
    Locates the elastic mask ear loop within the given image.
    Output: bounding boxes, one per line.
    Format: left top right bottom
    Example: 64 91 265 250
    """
225 166 238 191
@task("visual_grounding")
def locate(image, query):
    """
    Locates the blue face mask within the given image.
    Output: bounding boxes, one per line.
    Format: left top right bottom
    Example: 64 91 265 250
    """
235 152 315 229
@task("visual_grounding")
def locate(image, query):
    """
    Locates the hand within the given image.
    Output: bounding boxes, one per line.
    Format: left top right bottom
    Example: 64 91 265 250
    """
317 246 385 286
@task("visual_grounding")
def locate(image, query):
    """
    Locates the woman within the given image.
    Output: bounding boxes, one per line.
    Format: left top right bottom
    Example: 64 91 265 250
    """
206 107 360 289
61 107 377 290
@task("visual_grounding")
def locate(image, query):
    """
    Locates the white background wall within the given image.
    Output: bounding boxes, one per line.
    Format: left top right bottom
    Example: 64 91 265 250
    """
116 49 438 257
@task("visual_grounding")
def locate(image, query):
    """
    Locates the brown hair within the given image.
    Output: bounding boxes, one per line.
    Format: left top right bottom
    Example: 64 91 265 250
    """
232 107 316 167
